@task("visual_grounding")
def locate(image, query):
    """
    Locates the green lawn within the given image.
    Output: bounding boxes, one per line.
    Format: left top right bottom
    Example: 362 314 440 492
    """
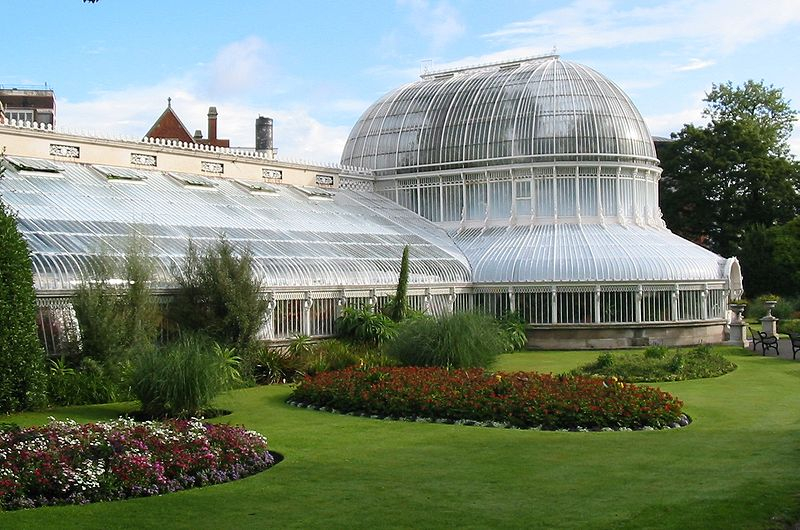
3 347 800 529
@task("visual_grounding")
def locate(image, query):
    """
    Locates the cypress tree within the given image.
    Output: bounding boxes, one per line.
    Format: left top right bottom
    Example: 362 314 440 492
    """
0 185 47 411
386 245 410 322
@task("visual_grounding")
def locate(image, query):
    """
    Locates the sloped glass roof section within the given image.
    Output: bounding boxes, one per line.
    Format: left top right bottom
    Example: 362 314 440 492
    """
341 55 657 174
451 225 731 284
0 161 472 291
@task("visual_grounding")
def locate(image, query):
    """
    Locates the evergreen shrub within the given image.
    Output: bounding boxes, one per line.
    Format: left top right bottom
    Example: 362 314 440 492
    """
0 198 46 412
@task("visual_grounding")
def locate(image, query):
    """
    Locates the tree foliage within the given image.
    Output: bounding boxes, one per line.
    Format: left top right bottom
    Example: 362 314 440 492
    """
738 218 800 298
168 237 267 351
71 234 160 362
0 159 47 412
659 80 800 258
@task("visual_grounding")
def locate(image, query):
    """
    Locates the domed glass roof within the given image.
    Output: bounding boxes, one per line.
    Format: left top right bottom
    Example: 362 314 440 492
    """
341 55 657 173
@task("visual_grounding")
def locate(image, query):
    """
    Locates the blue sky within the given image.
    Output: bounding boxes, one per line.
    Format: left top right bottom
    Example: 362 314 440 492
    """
4 0 800 163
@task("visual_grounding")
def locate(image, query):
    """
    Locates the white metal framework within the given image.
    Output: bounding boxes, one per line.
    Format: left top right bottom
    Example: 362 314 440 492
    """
340 55 741 343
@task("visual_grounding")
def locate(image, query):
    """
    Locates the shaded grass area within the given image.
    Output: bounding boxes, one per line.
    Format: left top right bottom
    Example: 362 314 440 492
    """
3 347 800 528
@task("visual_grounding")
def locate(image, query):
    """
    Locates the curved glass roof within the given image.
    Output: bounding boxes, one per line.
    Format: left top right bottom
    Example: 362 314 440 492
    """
451 224 729 284
341 55 657 174
0 157 472 291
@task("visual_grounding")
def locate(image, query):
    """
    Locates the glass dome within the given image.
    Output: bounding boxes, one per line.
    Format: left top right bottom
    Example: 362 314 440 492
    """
341 55 657 174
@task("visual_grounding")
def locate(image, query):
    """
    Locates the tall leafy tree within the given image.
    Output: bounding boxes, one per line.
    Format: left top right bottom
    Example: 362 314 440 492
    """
659 80 800 258
0 155 47 412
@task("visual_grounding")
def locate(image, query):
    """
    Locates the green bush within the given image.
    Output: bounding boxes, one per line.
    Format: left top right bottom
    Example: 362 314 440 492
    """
47 357 124 406
71 235 161 363
336 305 397 345
128 334 240 417
240 345 306 385
596 352 614 368
573 345 735 382
169 238 267 351
499 311 527 351
778 319 800 335
0 197 47 412
644 345 668 359
387 312 506 369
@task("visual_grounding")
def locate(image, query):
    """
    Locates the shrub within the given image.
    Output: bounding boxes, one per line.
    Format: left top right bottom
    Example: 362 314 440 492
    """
303 339 396 377
47 356 124 406
499 311 527 351
0 197 47 412
779 319 800 335
287 334 314 357
573 345 735 382
644 345 668 359
336 305 397 345
169 238 267 351
290 367 686 430
0 417 275 510
240 345 306 385
387 312 506 369
129 334 240 417
596 352 615 368
70 234 161 363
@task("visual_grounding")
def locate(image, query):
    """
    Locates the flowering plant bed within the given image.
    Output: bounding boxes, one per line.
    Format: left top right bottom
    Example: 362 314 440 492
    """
289 367 687 431
0 417 276 510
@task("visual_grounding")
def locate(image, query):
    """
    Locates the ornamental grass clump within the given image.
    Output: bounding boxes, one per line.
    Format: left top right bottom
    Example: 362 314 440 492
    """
388 312 506 368
0 417 275 510
129 334 241 418
290 367 685 430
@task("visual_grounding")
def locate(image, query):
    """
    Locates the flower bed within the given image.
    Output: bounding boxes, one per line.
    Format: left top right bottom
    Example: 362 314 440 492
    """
290 367 687 431
0 417 276 510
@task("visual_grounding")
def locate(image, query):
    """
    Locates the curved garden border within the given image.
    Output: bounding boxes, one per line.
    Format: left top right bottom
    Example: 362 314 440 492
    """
289 367 691 431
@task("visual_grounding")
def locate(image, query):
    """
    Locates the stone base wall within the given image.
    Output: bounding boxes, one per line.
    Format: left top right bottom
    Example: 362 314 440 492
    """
526 321 726 350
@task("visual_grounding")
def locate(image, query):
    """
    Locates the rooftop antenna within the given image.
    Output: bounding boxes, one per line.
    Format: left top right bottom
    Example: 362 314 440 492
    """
421 59 433 76
552 45 558 54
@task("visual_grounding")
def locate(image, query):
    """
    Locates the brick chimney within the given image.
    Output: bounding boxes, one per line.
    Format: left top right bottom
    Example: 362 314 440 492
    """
207 107 218 142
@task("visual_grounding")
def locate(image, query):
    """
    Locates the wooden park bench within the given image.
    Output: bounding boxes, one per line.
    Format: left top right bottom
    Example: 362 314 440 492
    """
749 326 779 356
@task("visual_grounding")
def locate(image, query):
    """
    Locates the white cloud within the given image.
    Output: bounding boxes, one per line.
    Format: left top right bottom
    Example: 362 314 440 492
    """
482 0 800 56
642 100 707 137
674 58 715 72
398 0 465 50
205 36 272 98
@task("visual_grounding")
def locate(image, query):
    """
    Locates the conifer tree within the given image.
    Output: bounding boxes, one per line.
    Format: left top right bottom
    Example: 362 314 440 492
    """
0 157 46 411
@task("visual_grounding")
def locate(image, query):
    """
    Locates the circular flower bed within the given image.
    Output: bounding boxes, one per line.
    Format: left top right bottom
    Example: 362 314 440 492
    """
290 367 687 431
0 417 276 510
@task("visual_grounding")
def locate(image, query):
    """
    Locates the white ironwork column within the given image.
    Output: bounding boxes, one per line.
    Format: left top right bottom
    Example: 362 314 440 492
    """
635 286 643 323
302 292 313 336
551 288 558 324
671 286 679 322
593 286 601 323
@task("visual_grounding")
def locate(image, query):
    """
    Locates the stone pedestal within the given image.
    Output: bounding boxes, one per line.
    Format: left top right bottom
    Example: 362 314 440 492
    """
727 321 748 348
762 300 778 337
725 303 748 347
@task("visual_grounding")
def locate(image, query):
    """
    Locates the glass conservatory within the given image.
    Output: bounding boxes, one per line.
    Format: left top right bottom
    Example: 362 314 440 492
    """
341 55 742 347
0 154 473 353
1 54 742 351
